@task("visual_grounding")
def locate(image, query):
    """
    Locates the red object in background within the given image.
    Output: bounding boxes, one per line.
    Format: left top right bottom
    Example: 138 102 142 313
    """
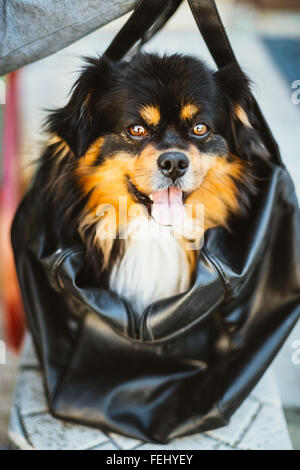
0 71 25 351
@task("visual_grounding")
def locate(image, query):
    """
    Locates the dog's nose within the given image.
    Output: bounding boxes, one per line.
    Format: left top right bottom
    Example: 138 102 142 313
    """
157 152 189 181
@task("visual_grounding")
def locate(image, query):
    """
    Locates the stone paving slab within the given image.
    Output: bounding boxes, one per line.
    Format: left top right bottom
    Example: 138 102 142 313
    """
17 412 108 451
137 434 218 451
5 3 300 451
238 404 292 451
8 335 293 450
251 367 282 407
19 335 40 370
8 406 33 451
91 441 119 451
205 397 260 447
0 307 19 448
108 433 142 450
14 369 48 416
215 443 239 451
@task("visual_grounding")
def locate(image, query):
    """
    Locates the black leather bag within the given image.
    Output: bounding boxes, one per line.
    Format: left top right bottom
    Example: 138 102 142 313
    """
11 0 300 443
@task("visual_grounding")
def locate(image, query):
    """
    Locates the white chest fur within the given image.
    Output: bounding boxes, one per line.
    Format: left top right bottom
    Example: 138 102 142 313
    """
109 218 190 313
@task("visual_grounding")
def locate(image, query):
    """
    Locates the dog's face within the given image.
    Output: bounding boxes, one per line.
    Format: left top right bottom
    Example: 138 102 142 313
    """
46 53 268 267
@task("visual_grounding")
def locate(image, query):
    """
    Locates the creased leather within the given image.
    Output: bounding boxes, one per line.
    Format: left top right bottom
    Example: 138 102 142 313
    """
10 0 300 445
11 163 300 443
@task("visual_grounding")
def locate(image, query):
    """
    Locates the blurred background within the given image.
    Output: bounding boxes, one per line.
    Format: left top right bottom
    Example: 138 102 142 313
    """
0 0 300 449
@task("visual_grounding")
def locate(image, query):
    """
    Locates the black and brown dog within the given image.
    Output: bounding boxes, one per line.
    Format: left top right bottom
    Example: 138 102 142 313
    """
33 53 268 312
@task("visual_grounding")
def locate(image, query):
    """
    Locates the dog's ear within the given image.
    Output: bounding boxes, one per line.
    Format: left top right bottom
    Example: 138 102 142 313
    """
46 56 116 158
214 64 270 160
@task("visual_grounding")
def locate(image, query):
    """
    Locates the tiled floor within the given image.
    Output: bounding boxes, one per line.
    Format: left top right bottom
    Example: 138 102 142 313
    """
1 2 300 449
0 308 18 448
8 336 292 450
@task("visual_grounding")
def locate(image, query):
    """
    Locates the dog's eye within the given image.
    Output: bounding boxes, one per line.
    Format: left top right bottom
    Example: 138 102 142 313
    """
193 123 209 137
128 125 148 138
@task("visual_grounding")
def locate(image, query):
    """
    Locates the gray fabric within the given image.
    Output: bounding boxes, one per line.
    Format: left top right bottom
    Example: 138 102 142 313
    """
0 0 137 75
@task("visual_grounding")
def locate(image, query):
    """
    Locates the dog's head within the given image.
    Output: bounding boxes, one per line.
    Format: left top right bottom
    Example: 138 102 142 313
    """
46 53 268 263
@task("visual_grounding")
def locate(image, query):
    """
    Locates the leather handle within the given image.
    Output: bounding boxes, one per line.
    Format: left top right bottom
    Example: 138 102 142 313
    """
188 0 237 69
105 0 235 68
105 0 183 61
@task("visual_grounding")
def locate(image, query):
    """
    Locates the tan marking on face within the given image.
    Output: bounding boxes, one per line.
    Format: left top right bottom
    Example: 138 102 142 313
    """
75 135 245 271
128 143 237 199
185 154 245 231
235 105 251 127
76 152 135 217
180 103 199 121
83 137 104 165
76 147 139 267
184 145 216 188
127 143 207 196
127 144 245 273
127 144 161 194
177 152 245 273
140 105 161 126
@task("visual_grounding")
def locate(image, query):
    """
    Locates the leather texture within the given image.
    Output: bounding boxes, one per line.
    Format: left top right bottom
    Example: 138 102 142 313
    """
11 0 300 443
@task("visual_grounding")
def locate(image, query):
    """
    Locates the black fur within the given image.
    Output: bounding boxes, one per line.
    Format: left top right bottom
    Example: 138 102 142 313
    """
34 53 270 280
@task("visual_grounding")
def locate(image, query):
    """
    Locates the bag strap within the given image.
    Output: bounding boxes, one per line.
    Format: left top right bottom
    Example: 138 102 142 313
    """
139 0 183 50
188 0 236 69
105 0 183 61
104 0 282 165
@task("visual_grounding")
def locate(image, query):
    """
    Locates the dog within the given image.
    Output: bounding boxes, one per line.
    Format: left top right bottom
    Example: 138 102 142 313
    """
34 53 269 313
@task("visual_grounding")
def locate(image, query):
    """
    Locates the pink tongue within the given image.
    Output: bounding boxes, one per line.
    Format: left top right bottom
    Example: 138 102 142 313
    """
151 187 184 226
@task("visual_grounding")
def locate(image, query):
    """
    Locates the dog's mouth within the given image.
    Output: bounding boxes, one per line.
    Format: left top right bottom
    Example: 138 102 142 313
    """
127 176 188 226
